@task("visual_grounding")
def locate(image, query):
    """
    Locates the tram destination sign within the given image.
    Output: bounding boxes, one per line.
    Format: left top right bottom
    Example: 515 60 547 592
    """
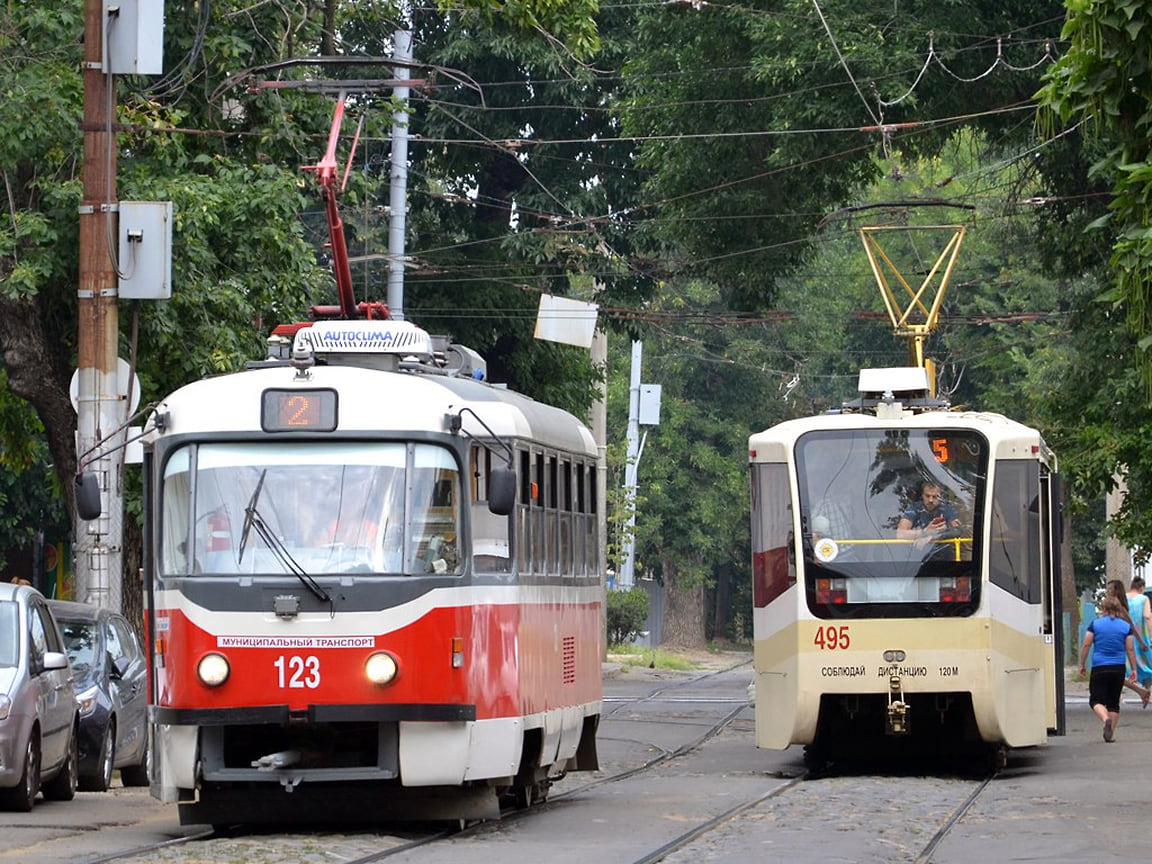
261 388 338 432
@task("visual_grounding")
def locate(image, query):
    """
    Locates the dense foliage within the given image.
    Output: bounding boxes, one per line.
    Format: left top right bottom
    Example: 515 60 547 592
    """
2 0 1143 639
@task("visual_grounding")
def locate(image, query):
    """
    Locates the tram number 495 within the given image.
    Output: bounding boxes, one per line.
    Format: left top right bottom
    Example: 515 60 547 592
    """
274 655 321 689
813 625 850 650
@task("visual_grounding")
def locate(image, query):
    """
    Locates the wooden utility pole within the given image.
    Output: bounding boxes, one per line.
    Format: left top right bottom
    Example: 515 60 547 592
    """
76 0 123 610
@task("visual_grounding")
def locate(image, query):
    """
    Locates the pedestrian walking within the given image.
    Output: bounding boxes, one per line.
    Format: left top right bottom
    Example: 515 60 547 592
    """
1105 579 1151 705
1080 593 1141 742
1127 576 1152 700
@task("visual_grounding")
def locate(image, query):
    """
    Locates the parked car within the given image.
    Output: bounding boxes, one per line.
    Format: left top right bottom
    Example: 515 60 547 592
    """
0 582 78 810
47 599 150 791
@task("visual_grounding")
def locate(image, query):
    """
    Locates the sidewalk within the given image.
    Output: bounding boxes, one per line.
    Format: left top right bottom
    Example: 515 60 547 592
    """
1064 665 1088 698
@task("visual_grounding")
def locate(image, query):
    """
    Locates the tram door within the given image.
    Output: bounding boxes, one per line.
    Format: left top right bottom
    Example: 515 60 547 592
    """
1041 468 1066 735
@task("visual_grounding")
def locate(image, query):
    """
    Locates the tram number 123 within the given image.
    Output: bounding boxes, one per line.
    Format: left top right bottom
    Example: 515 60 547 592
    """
274 655 321 688
813 626 850 650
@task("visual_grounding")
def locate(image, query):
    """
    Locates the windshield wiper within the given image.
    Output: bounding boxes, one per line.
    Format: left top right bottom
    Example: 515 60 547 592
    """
246 508 333 608
237 469 267 565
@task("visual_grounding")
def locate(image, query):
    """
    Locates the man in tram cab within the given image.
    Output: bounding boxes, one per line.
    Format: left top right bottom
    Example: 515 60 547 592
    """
895 481 961 549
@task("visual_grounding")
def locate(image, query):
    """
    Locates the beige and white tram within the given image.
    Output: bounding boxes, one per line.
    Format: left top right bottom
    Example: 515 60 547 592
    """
749 367 1065 768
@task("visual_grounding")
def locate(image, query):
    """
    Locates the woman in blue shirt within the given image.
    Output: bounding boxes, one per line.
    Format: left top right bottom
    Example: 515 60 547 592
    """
1080 593 1140 742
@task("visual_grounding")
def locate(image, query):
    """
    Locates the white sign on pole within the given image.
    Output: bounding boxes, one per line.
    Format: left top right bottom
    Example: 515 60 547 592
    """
534 295 598 348
69 358 141 417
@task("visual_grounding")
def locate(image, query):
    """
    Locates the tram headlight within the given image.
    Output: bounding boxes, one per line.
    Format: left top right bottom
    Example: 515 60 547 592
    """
365 651 399 685
197 652 231 687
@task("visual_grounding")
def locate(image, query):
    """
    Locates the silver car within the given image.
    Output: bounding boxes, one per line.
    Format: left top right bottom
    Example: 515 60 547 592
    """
0 582 79 810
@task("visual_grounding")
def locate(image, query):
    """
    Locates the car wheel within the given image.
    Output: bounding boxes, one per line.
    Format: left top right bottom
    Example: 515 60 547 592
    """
119 724 151 788
42 724 78 801
80 723 115 792
0 736 39 812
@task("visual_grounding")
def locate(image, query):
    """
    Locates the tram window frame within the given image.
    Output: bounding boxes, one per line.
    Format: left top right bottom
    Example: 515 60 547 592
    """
794 428 986 619
586 467 599 576
517 449 531 574
989 460 1041 604
750 462 795 608
559 459 572 576
544 454 558 574
470 444 485 502
470 444 513 574
532 453 545 573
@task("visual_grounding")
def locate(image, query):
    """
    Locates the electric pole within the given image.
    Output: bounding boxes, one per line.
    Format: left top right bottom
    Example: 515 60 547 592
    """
387 13 412 319
619 341 643 591
75 0 123 610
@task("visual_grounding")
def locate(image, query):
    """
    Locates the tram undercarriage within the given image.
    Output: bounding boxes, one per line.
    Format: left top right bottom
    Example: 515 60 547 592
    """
804 691 1004 771
173 715 600 826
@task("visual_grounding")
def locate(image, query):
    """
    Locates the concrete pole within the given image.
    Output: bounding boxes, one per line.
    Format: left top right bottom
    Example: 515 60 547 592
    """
386 24 412 320
591 328 608 658
619 340 642 591
76 0 122 610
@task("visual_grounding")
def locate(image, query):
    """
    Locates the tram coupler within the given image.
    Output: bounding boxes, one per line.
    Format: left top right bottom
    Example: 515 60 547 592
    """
886 675 910 735
253 750 301 771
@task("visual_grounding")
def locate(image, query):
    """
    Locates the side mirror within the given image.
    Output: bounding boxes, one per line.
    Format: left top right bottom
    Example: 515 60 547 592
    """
43 651 70 672
488 466 516 516
75 473 102 520
111 655 131 680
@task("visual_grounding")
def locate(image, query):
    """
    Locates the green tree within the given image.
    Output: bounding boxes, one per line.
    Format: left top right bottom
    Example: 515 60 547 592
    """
1036 0 1152 393
337 2 642 415
607 281 784 647
616 0 1066 310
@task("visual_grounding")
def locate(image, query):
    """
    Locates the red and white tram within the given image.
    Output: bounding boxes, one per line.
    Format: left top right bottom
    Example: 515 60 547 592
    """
132 319 603 824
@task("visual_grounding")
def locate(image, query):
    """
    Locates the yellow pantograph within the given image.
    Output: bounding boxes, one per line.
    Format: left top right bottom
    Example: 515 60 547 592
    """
859 225 966 383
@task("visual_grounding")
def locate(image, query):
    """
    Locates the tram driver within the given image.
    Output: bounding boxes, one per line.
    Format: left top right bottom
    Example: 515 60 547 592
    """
895 481 961 549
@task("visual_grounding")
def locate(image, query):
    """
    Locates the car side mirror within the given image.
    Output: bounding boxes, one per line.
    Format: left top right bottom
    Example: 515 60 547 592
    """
488 466 516 516
111 655 130 680
43 651 69 672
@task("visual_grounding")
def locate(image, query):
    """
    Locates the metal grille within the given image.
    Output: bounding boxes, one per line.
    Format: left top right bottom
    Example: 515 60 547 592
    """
562 636 576 684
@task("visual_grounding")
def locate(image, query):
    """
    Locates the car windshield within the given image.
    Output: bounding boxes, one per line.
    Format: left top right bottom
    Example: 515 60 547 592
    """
0 602 16 667
58 619 96 676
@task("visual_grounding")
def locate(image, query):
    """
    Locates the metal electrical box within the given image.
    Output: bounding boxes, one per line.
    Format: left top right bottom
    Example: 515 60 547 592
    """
104 0 165 75
639 384 662 426
118 201 173 300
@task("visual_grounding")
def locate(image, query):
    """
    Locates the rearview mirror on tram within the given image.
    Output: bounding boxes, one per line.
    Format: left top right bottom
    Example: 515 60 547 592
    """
489 466 516 516
75 472 102 520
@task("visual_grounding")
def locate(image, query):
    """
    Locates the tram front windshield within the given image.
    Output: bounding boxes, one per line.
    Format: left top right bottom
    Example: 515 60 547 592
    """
160 442 461 577
796 429 987 618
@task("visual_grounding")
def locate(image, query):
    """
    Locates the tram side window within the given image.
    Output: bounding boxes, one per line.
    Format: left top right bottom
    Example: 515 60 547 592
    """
569 463 580 578
410 463 461 574
532 452 546 574
545 455 558 575
517 450 531 574
587 467 599 576
161 449 192 575
555 459 569 576
751 462 795 607
471 445 511 574
989 461 1041 603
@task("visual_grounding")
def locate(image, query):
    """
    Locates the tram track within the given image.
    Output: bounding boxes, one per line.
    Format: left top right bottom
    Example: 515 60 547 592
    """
70 665 754 864
643 769 997 864
60 661 996 864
